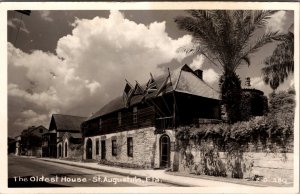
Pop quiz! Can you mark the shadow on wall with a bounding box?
[177,147,246,179]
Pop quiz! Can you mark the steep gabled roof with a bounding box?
[49,114,87,132]
[175,67,220,99]
[86,64,220,122]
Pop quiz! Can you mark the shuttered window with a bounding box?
[112,139,117,156]
[96,138,99,155]
[127,137,133,157]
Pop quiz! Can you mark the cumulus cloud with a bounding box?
[15,110,48,128]
[190,54,205,70]
[266,11,287,33]
[251,76,273,94]
[38,11,54,22]
[85,80,101,95]
[251,75,295,96]
[56,11,191,85]
[8,10,192,136]
[189,54,219,84]
[203,69,219,84]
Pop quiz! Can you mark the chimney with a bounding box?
[194,69,203,80]
[245,77,251,87]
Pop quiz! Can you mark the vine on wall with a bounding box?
[175,90,295,178]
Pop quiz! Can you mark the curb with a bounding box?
[37,158,196,187]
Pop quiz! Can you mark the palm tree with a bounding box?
[175,10,282,123]
[262,29,294,92]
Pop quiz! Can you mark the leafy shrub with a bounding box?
[176,90,295,178]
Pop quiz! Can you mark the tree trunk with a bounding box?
[219,71,242,123]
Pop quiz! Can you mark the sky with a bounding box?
[7,10,294,137]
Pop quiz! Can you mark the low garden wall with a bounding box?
[175,140,293,183]
[173,112,294,183]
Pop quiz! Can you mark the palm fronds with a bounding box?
[175,10,288,121]
[262,31,294,90]
[176,10,280,71]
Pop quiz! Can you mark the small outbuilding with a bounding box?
[42,114,86,158]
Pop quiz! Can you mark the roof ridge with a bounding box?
[86,64,220,121]
[184,64,220,94]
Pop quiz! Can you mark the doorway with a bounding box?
[58,144,62,157]
[160,135,170,168]
[86,138,93,159]
[64,142,68,158]
[101,140,106,160]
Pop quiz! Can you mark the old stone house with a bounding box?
[57,132,83,160]
[81,64,221,168]
[42,114,86,158]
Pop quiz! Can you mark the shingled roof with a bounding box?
[86,64,220,122]
[49,114,87,132]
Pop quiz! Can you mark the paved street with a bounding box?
[8,156,170,187]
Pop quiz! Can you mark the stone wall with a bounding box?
[176,139,294,183]
[62,138,82,160]
[83,127,176,169]
[67,144,83,160]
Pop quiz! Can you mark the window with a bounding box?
[39,128,43,133]
[133,107,137,123]
[99,118,102,130]
[112,139,117,156]
[118,112,122,126]
[96,139,99,155]
[64,142,68,158]
[127,137,133,157]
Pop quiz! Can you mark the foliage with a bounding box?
[240,90,268,121]
[198,146,227,177]
[262,31,294,91]
[219,72,242,123]
[69,143,83,151]
[269,89,295,114]
[175,10,283,123]
[175,90,295,178]
[21,134,42,149]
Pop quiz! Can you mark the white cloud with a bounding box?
[8,83,61,111]
[15,110,48,128]
[8,11,192,133]
[266,11,287,33]
[289,78,294,88]
[190,54,205,70]
[189,54,219,84]
[203,69,219,84]
[7,18,30,34]
[251,76,273,94]
[85,80,101,95]
[21,109,37,118]
[38,11,54,22]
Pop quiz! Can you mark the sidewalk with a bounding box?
[36,157,264,187]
